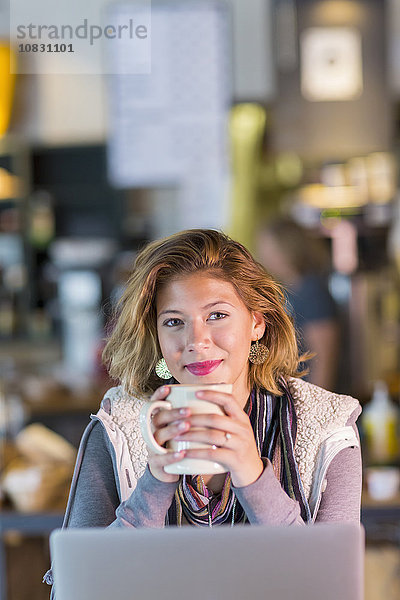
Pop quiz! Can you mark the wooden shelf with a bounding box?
[0,511,64,600]
[24,384,108,416]
[362,491,400,509]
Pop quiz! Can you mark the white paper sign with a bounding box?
[106,1,231,188]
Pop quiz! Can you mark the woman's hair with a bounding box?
[103,229,304,398]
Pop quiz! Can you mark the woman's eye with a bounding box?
[163,318,183,327]
[208,312,227,321]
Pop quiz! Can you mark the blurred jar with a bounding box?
[362,381,400,466]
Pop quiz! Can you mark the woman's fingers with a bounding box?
[152,406,190,429]
[146,387,264,488]
[148,449,186,483]
[152,389,248,447]
[181,446,233,471]
[182,445,264,488]
[150,449,186,468]
[154,419,190,446]
[175,427,235,448]
[182,412,240,434]
[148,386,192,445]
[150,385,171,401]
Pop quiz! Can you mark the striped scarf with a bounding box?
[167,382,311,526]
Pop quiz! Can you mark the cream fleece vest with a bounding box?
[99,378,360,502]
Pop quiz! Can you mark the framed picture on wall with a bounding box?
[300,27,363,101]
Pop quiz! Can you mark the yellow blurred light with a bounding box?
[275,153,303,187]
[366,152,397,204]
[230,103,267,139]
[0,42,16,138]
[0,167,20,199]
[298,183,367,209]
[312,1,364,24]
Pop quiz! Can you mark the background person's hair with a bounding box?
[102,229,305,398]
[258,217,331,277]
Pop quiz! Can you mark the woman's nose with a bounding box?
[186,322,210,352]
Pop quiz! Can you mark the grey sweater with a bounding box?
[66,410,362,529]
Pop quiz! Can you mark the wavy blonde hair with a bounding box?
[103,229,305,398]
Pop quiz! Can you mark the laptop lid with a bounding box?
[50,522,364,600]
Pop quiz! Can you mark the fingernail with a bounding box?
[179,408,189,415]
[174,451,185,458]
[196,391,205,398]
[178,421,188,430]
[161,386,169,393]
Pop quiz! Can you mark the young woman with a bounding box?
[44,229,361,589]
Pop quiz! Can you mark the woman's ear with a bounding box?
[252,311,266,340]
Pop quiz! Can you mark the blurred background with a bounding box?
[0,0,400,598]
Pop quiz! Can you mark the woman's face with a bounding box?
[156,273,265,405]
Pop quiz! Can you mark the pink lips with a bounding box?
[185,360,223,376]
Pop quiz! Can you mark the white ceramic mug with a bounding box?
[140,383,232,474]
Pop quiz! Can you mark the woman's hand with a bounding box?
[146,385,191,483]
[175,389,263,488]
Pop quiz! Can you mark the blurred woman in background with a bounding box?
[257,218,340,391]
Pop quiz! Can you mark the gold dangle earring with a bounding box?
[155,358,172,379]
[248,339,269,365]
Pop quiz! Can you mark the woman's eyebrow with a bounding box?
[158,301,234,317]
[158,309,183,317]
[202,301,234,310]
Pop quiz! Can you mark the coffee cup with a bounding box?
[140,383,232,474]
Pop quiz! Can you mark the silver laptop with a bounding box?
[50,523,364,600]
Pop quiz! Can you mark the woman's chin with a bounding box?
[183,374,227,385]
[174,365,229,385]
